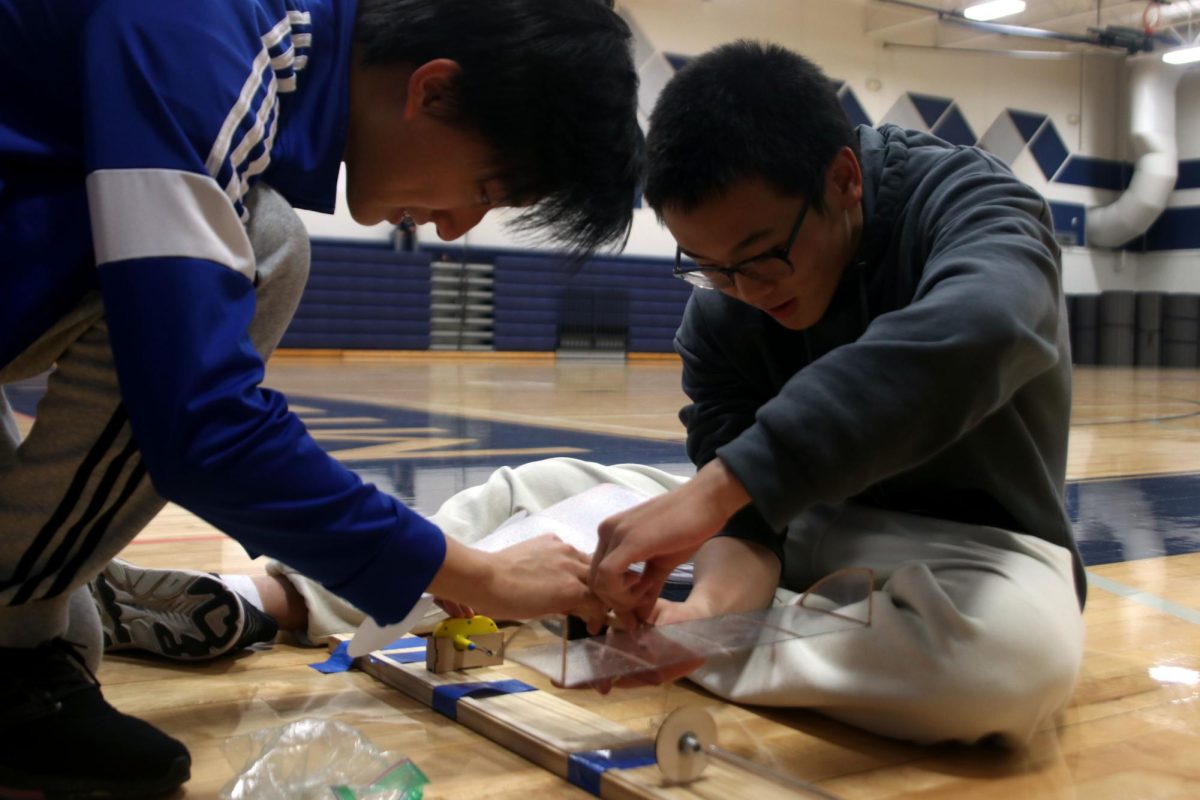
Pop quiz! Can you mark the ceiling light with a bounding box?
[1162,45,1200,65]
[963,0,1026,22]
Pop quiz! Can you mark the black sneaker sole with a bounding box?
[91,560,271,660]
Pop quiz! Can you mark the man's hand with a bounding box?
[644,596,715,627]
[581,599,715,694]
[588,458,750,618]
[585,535,779,695]
[433,597,475,619]
[429,535,605,629]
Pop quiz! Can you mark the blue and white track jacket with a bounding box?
[0,0,446,623]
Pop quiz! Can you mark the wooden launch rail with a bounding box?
[327,634,805,799]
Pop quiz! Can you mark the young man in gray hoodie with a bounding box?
[588,40,1086,745]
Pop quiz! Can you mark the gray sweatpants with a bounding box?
[276,456,1084,747]
[0,185,309,670]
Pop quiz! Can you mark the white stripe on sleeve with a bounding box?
[86,168,256,280]
[241,101,280,189]
[227,72,279,183]
[205,16,292,179]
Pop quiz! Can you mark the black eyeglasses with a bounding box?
[672,202,808,291]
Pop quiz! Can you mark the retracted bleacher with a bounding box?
[492,254,691,353]
[280,241,432,350]
[281,242,1200,364]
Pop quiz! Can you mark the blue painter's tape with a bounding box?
[381,633,429,666]
[430,679,537,720]
[310,641,354,674]
[567,744,658,796]
[311,637,427,673]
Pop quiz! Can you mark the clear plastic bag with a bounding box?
[220,718,428,800]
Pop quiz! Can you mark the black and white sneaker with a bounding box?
[91,559,278,661]
[0,639,191,799]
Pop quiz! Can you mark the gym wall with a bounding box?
[285,0,1200,357]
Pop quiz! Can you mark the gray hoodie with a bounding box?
[675,124,1084,607]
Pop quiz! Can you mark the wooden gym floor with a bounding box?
[6,356,1199,798]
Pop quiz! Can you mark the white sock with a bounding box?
[220,573,265,613]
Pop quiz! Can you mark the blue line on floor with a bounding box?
[1086,572,1200,624]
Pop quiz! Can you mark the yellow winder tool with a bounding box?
[426,615,505,673]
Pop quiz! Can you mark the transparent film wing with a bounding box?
[505,568,874,688]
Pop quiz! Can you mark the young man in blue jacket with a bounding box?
[0,0,641,795]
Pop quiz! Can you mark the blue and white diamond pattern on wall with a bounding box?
[1029,120,1072,180]
[834,82,873,128]
[978,109,1039,165]
[910,93,952,127]
[663,52,692,71]
[982,110,1128,191]
[880,91,928,132]
[880,93,977,146]
[931,105,977,147]
[649,50,1198,252]
[1056,156,1130,191]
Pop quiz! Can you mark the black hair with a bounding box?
[644,40,856,216]
[354,0,643,255]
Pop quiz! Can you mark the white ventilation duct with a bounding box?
[1086,56,1187,248]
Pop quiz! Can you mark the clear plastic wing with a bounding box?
[504,568,874,688]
